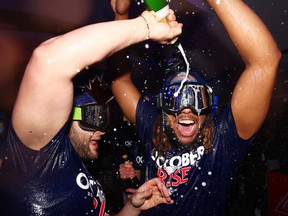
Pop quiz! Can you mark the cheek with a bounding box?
[166,115,177,126]
[74,131,91,146]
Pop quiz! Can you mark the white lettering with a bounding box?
[182,153,190,166]
[152,146,205,174]
[170,155,181,167]
[76,172,90,190]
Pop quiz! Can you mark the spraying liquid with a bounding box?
[174,43,190,97]
[143,0,190,96]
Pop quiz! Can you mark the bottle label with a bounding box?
[144,0,168,11]
[155,4,170,21]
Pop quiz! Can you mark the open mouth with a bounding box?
[176,117,197,136]
[89,140,98,150]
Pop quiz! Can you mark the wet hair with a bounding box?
[152,70,214,158]
[152,112,171,157]
[152,111,214,158]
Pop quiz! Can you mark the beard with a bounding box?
[69,124,97,160]
[164,119,201,151]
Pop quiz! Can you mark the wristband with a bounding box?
[140,15,150,40]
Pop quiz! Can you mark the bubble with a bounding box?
[202,182,207,187]
[145,43,150,49]
[208,171,212,175]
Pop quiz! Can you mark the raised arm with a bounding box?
[207,0,281,139]
[110,0,142,124]
[12,10,182,150]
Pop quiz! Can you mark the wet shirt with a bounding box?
[0,123,109,216]
[136,95,253,216]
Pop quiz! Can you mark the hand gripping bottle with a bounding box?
[144,0,178,44]
[144,0,189,89]
[144,0,170,22]
[121,154,140,192]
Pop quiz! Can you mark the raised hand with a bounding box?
[130,178,173,210]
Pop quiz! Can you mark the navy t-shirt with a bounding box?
[0,123,109,216]
[136,95,253,216]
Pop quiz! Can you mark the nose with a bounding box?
[95,131,105,135]
[91,131,105,138]
[180,108,193,114]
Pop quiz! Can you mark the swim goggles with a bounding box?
[157,82,214,115]
[72,103,110,132]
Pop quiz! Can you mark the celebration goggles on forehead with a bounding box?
[157,81,214,115]
[72,103,110,132]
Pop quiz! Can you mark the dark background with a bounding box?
[1,0,288,215]
[1,0,287,121]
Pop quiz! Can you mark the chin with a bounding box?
[176,132,197,144]
[179,138,195,146]
[80,151,98,160]
[88,152,98,160]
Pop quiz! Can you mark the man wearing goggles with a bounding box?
[69,90,110,160]
[0,5,181,215]
[157,77,214,116]
[154,71,214,151]
[72,101,110,132]
[111,0,281,215]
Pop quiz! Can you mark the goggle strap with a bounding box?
[156,93,163,108]
[206,85,214,107]
[72,107,82,121]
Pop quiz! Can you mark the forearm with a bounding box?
[206,0,281,138]
[38,17,149,79]
[111,73,140,124]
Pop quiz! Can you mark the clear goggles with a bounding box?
[157,82,214,115]
[72,103,110,132]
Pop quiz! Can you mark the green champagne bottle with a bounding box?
[121,154,140,193]
[143,0,169,21]
[143,0,178,44]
